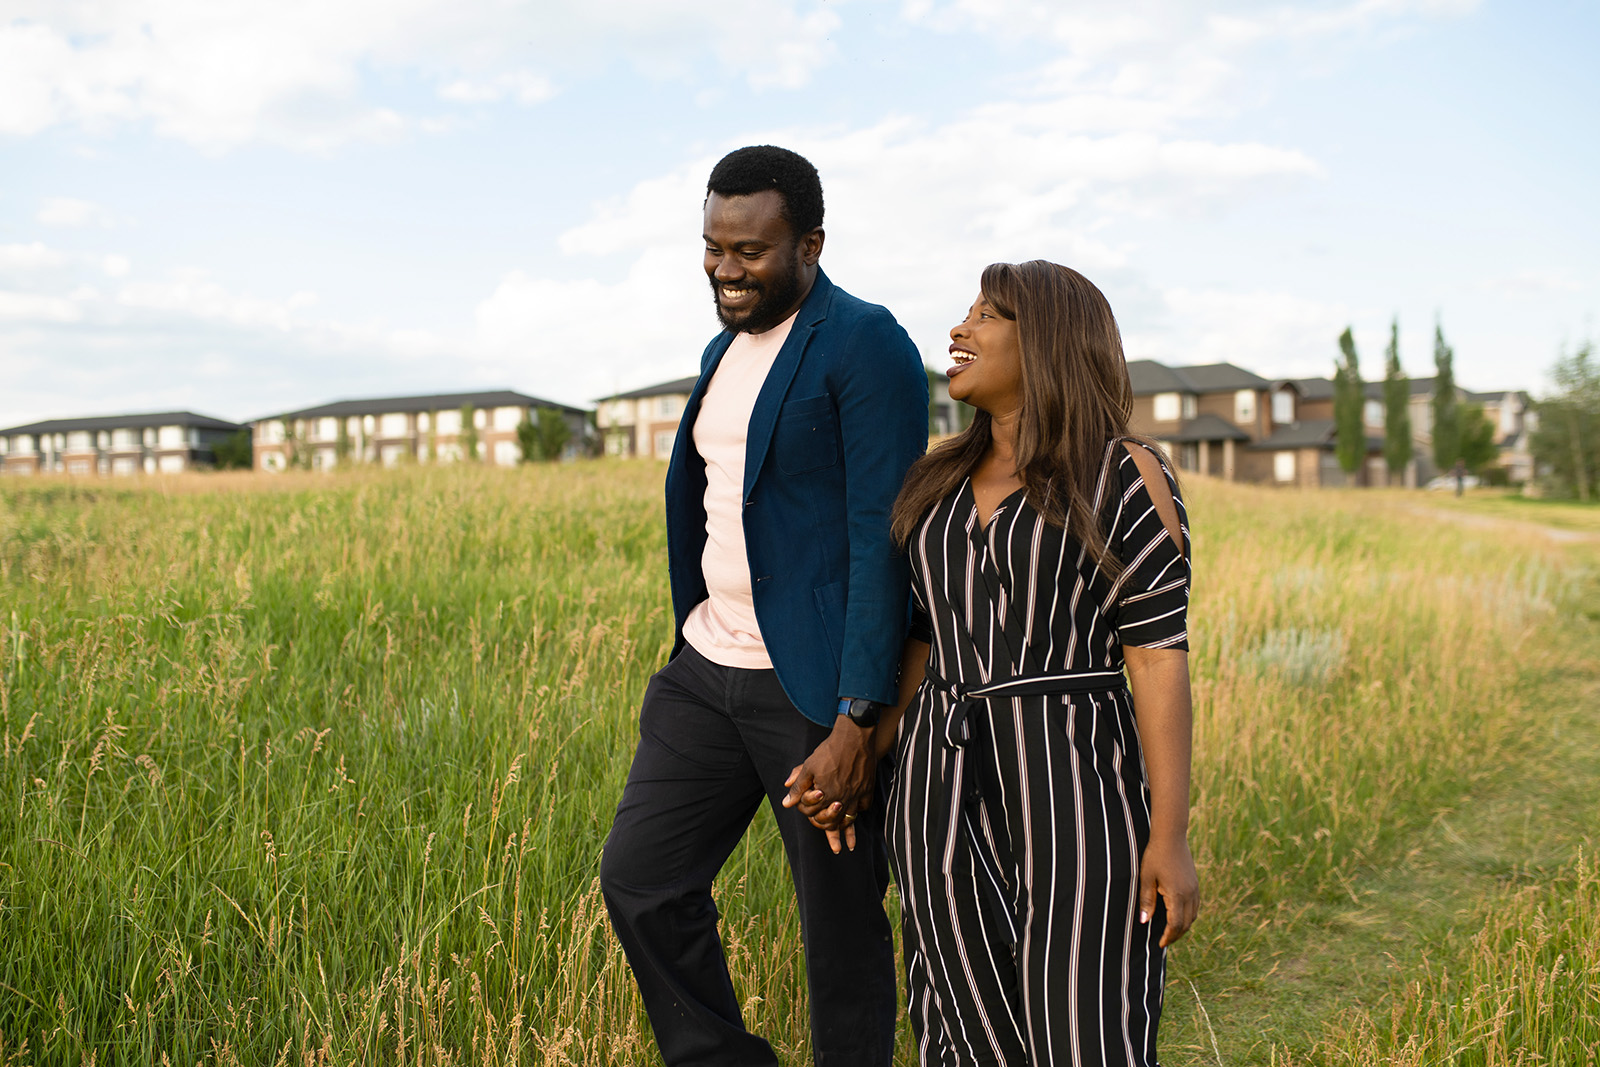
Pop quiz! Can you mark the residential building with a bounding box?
[0,411,245,476]
[1127,359,1533,488]
[595,376,698,459]
[252,390,590,472]
[1127,361,1275,482]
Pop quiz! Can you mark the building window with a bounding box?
[494,406,523,432]
[656,395,683,419]
[111,456,138,475]
[67,431,93,450]
[67,458,92,474]
[112,427,140,448]
[15,436,33,455]
[494,440,519,466]
[654,429,677,457]
[1272,389,1295,425]
[379,413,409,437]
[435,409,461,435]
[158,454,185,473]
[1364,399,1384,430]
[380,444,406,466]
[158,425,185,448]
[416,412,429,433]
[1273,452,1295,483]
[314,417,337,441]
[0,438,8,455]
[1153,393,1181,421]
[1234,390,1255,424]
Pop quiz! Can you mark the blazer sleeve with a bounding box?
[832,308,929,703]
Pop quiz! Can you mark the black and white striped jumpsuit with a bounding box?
[886,439,1191,1067]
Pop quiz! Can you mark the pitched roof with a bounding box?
[261,389,586,422]
[1290,377,1336,401]
[600,376,701,401]
[1127,360,1269,396]
[1157,414,1252,443]
[0,411,245,436]
[1176,363,1271,391]
[1126,360,1193,395]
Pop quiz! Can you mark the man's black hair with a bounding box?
[706,145,824,237]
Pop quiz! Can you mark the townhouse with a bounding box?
[0,412,246,476]
[252,390,590,472]
[595,377,698,459]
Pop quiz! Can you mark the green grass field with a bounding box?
[2,466,1595,1065]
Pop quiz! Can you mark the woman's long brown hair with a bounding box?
[890,260,1141,575]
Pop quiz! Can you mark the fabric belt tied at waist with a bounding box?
[923,662,1127,946]
[925,664,1127,751]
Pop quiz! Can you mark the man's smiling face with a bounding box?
[702,189,822,335]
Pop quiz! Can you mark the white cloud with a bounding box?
[0,242,72,270]
[0,0,840,150]
[438,71,555,105]
[0,290,84,323]
[38,197,113,227]
[116,269,318,332]
[1138,287,1351,379]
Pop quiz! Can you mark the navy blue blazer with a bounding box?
[664,270,929,725]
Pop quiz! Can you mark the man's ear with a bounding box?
[801,227,825,265]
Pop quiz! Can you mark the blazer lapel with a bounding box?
[743,270,835,497]
[669,331,736,474]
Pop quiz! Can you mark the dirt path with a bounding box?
[1401,503,1600,544]
[1162,547,1600,1065]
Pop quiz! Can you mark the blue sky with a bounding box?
[2,0,1595,427]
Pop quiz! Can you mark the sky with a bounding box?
[2,0,1596,428]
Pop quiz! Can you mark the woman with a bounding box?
[806,260,1199,1065]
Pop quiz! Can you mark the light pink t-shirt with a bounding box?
[681,310,799,669]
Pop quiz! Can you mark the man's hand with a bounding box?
[782,715,877,853]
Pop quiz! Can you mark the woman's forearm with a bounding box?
[1122,645,1194,843]
[874,638,931,761]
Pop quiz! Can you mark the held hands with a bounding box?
[782,716,876,855]
[1138,834,1200,948]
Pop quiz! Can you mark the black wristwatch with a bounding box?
[838,697,883,728]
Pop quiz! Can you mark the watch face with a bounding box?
[846,699,881,727]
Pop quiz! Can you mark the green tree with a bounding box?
[1531,341,1600,501]
[1333,327,1365,477]
[1382,318,1412,476]
[459,404,479,463]
[335,419,351,464]
[286,420,312,470]
[516,412,538,463]
[1458,404,1498,474]
[535,407,571,461]
[212,428,253,470]
[1431,323,1461,472]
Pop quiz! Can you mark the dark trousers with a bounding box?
[600,645,898,1067]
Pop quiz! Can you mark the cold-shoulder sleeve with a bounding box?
[1107,443,1191,650]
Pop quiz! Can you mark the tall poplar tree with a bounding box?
[1334,327,1365,477]
[1431,322,1461,471]
[1382,317,1412,476]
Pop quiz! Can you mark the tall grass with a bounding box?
[0,466,1581,1064]
[1285,848,1600,1065]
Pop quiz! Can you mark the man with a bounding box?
[599,145,927,1066]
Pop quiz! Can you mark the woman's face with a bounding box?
[946,291,1022,416]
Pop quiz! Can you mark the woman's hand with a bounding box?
[1138,834,1199,947]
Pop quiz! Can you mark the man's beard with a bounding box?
[711,257,807,335]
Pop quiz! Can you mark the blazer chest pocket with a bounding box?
[775,394,839,475]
